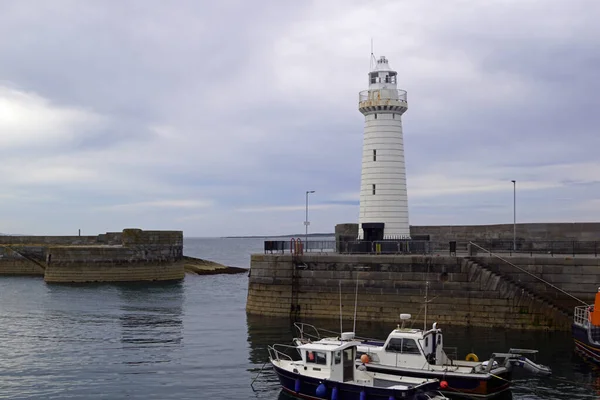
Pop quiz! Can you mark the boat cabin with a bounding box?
[373,322,447,368]
[296,340,358,382]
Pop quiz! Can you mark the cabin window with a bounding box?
[386,338,421,355]
[385,338,403,353]
[344,348,354,362]
[333,351,341,365]
[372,184,376,195]
[373,149,377,162]
[402,339,421,355]
[307,351,327,365]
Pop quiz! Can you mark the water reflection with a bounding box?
[116,282,184,367]
[246,314,295,364]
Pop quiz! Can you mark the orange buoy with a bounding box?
[360,354,370,363]
[440,381,449,389]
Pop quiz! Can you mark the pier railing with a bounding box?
[263,239,600,257]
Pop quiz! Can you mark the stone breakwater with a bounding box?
[246,253,600,331]
[0,229,184,283]
[183,256,247,275]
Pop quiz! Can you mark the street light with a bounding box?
[511,180,516,251]
[305,190,315,247]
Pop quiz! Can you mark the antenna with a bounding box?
[369,38,376,71]
[339,281,343,337]
[353,271,359,333]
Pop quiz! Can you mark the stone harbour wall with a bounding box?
[0,229,184,283]
[245,253,598,331]
[334,222,600,242]
[410,222,600,242]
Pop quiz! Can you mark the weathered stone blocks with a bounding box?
[246,253,580,331]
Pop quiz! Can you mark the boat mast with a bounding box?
[339,281,343,336]
[424,281,429,331]
[353,272,359,333]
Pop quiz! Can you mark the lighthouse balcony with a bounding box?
[359,89,407,114]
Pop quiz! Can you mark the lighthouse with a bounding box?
[358,55,410,241]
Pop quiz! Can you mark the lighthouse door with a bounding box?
[362,223,384,242]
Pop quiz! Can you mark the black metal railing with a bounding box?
[263,239,600,257]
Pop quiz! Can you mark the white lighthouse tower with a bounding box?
[358,55,410,241]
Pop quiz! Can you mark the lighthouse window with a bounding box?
[373,149,376,161]
[372,184,376,195]
[392,114,395,119]
[374,113,377,119]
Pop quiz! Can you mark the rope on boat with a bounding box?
[489,372,511,383]
[468,242,588,306]
[250,360,269,391]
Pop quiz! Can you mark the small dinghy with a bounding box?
[269,333,449,400]
[573,287,600,363]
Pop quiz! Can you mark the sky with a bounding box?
[0,0,599,237]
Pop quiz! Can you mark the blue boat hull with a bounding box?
[273,364,441,400]
[573,324,600,363]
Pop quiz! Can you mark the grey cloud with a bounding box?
[0,0,598,236]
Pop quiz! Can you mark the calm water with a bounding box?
[0,237,597,399]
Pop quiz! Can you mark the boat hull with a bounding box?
[573,324,600,363]
[362,364,511,398]
[272,364,441,400]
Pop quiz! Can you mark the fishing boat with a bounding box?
[269,334,449,400]
[573,287,600,362]
[294,314,551,398]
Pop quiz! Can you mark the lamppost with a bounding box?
[511,180,516,251]
[305,190,315,247]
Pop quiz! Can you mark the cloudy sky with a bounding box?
[0,0,598,237]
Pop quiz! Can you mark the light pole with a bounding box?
[511,180,516,251]
[305,190,315,247]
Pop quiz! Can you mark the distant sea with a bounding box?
[0,237,597,399]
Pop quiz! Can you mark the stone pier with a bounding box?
[0,229,184,283]
[246,253,600,331]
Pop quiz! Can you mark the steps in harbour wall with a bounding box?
[246,254,575,330]
[469,256,599,312]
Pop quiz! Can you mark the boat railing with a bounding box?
[268,344,300,362]
[293,322,383,343]
[574,305,591,328]
[294,322,323,341]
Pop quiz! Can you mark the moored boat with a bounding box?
[294,314,551,398]
[269,334,449,400]
[573,287,600,363]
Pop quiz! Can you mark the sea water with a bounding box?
[0,237,597,399]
